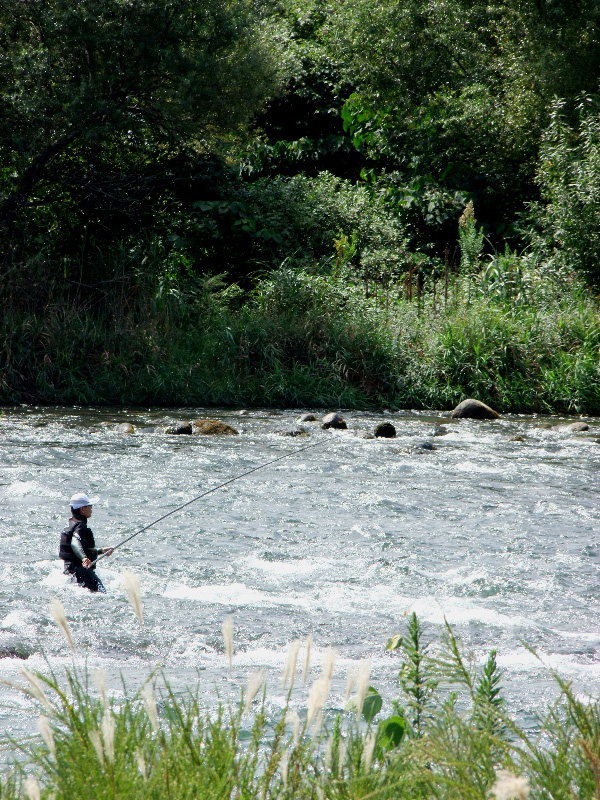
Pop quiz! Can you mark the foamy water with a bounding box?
[1,406,599,738]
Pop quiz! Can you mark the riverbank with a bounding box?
[2,267,599,413]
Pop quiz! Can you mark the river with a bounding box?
[1,406,599,741]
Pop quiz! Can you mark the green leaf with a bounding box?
[377,714,406,751]
[362,687,383,723]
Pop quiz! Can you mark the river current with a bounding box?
[1,406,599,740]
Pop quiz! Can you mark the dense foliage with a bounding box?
[1,0,600,409]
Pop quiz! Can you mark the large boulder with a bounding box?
[192,419,238,436]
[450,399,500,420]
[321,412,347,430]
[374,422,396,438]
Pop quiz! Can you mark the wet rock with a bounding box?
[450,399,500,420]
[165,422,192,435]
[321,412,347,430]
[556,422,590,433]
[238,410,249,416]
[192,419,238,436]
[433,426,449,437]
[0,644,30,660]
[510,435,526,442]
[374,422,396,438]
[276,426,309,437]
[297,413,317,423]
[116,422,135,434]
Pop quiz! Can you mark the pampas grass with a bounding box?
[121,570,144,624]
[222,615,234,672]
[49,598,75,652]
[37,716,55,761]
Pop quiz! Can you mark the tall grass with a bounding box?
[1,264,599,413]
[3,612,600,799]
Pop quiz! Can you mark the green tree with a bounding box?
[0,0,280,291]
[325,0,600,247]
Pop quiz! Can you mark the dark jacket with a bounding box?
[59,513,99,566]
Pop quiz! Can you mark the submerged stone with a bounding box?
[433,426,449,436]
[276,426,309,437]
[556,422,590,433]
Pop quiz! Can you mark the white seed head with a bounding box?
[491,770,530,800]
[21,669,53,714]
[362,730,376,772]
[244,670,266,714]
[287,709,301,748]
[282,639,302,691]
[89,729,104,764]
[37,715,56,761]
[49,598,75,652]
[24,777,40,800]
[306,675,329,728]
[279,749,289,787]
[344,665,358,705]
[320,646,336,684]
[101,711,115,764]
[121,570,144,624]
[92,668,108,709]
[302,633,313,686]
[355,660,372,719]
[222,616,234,672]
[141,682,159,733]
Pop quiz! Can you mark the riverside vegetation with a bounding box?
[1,600,599,800]
[2,1,600,413]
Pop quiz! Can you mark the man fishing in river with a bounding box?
[59,493,114,593]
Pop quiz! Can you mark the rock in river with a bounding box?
[165,422,192,435]
[374,422,396,438]
[450,399,500,420]
[192,419,238,435]
[297,413,317,423]
[321,412,347,430]
[555,422,590,433]
[276,426,309,437]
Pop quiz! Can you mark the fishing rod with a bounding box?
[91,439,327,567]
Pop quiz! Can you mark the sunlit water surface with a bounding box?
[1,406,599,741]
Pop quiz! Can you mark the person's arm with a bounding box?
[70,535,87,562]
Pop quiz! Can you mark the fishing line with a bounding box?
[91,439,328,566]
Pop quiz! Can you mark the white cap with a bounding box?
[69,492,98,509]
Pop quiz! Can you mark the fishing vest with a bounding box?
[59,519,98,565]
